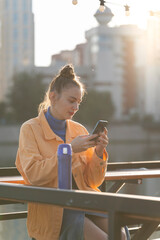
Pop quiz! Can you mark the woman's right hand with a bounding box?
[71,134,98,153]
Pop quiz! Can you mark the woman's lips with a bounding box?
[69,112,74,116]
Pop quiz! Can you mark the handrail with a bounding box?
[1,160,160,176]
[107,160,160,171]
[0,163,160,239]
[0,211,27,220]
[0,183,160,239]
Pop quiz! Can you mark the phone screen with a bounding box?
[91,120,108,140]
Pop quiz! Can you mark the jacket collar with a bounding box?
[66,119,77,143]
[38,110,77,141]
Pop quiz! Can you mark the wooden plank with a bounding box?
[0,176,25,184]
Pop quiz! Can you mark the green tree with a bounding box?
[0,102,7,124]
[0,102,6,118]
[8,72,46,123]
[74,90,115,127]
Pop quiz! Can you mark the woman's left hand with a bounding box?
[95,128,109,157]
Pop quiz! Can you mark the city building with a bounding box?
[34,7,160,122]
[0,0,34,101]
[84,8,145,120]
[144,12,160,121]
[49,7,145,121]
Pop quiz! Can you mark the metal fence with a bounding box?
[0,162,160,239]
[0,182,160,239]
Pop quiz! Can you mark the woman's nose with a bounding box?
[73,102,79,111]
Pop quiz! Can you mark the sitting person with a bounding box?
[16,64,127,240]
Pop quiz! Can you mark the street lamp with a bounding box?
[72,0,78,5]
[99,0,106,12]
[124,4,130,16]
[72,0,130,16]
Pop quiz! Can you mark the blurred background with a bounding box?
[0,0,160,239]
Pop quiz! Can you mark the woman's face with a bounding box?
[49,86,82,120]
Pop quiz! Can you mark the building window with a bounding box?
[99,35,107,42]
[5,0,9,9]
[23,28,28,39]
[13,28,18,39]
[23,0,27,10]
[23,40,28,50]
[13,57,18,66]
[23,13,28,25]
[13,46,18,66]
[13,0,18,10]
[13,13,18,24]
[13,43,18,54]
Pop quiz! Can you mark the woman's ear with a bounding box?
[49,91,56,105]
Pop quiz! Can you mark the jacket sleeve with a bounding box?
[83,147,108,189]
[77,125,108,189]
[16,123,58,187]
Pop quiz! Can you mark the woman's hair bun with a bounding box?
[59,64,75,79]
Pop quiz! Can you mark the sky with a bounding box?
[32,0,160,67]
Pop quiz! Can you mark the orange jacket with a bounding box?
[16,110,108,240]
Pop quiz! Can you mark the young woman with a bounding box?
[16,64,126,240]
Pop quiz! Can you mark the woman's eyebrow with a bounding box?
[69,96,77,100]
[69,96,82,102]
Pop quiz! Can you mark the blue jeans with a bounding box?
[32,219,130,240]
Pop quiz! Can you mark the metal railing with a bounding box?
[1,160,160,177]
[107,160,160,171]
[0,182,160,239]
[0,161,160,239]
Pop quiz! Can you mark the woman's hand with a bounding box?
[95,128,109,157]
[71,134,98,153]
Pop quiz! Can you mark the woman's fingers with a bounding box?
[87,134,98,141]
[71,134,98,153]
[96,131,109,147]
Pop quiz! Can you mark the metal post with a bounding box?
[58,144,72,189]
[108,211,121,240]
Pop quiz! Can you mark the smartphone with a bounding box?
[91,120,108,141]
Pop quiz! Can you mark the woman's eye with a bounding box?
[69,100,74,103]
[68,99,81,105]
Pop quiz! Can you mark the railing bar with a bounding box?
[107,161,160,171]
[0,183,160,219]
[1,160,160,175]
[0,183,160,239]
[0,211,27,221]
[0,200,24,205]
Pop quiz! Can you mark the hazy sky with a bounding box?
[32,0,160,66]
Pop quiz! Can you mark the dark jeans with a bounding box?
[32,225,130,240]
[32,228,130,240]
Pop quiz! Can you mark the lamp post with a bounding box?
[72,0,130,16]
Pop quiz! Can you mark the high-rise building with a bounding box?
[85,7,144,120]
[46,7,146,121]
[145,12,160,121]
[0,0,34,101]
[41,7,160,122]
